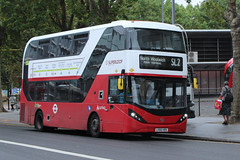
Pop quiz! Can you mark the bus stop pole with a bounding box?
[198,88,201,116]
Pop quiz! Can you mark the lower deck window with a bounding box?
[27,79,83,102]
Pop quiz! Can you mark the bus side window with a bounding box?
[108,76,123,104]
[48,81,56,101]
[69,80,83,102]
[111,26,125,51]
[73,33,88,55]
[25,41,38,60]
[35,82,48,102]
[55,81,70,102]
[38,39,50,59]
[49,37,59,58]
[59,36,72,56]
[28,82,35,101]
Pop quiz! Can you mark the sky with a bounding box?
[175,0,204,7]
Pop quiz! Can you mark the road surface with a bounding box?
[0,123,239,160]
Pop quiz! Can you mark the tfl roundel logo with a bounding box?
[53,104,58,114]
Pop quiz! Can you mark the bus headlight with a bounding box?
[128,109,147,123]
[177,114,188,123]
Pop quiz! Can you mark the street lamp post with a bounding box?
[161,0,164,23]
[172,0,175,24]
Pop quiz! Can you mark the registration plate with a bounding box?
[155,128,168,132]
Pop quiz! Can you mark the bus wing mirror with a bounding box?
[193,78,198,89]
[118,78,124,90]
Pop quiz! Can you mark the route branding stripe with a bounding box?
[0,139,112,160]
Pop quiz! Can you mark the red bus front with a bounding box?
[224,58,233,88]
[102,75,187,134]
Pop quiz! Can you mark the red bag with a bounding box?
[214,96,222,111]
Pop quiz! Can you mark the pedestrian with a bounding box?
[9,96,17,111]
[15,103,19,111]
[219,81,233,125]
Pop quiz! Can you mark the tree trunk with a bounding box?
[230,29,240,122]
[228,0,240,123]
[0,53,6,112]
[0,26,6,112]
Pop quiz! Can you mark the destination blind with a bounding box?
[139,55,183,71]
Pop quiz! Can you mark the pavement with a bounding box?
[1,99,240,143]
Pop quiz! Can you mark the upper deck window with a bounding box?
[24,32,89,61]
[126,28,185,53]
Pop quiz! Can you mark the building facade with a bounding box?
[186,30,232,95]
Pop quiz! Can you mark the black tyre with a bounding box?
[88,114,101,137]
[34,111,46,132]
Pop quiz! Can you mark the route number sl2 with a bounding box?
[171,58,181,67]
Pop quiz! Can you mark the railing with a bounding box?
[194,88,221,95]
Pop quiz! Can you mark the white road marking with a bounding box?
[0,139,112,160]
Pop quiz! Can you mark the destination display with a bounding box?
[139,55,183,71]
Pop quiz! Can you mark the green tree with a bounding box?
[200,0,229,29]
[0,0,51,112]
[174,3,207,29]
[118,0,162,21]
[0,0,130,112]
[87,0,127,25]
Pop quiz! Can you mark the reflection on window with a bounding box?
[29,82,48,101]
[24,33,89,61]
[28,83,35,101]
[73,34,88,55]
[176,83,184,106]
[111,27,126,51]
[108,77,124,104]
[27,80,86,102]
[134,77,185,109]
[25,41,38,60]
[69,80,82,102]
[56,81,69,102]
[38,40,50,59]
[49,37,59,57]
[165,82,184,108]
[59,36,72,56]
[165,83,173,107]
[49,81,56,101]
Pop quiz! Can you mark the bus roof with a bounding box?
[27,20,182,42]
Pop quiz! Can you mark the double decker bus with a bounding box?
[224,58,233,88]
[20,20,188,137]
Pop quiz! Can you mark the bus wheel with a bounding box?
[88,114,100,137]
[34,111,45,132]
